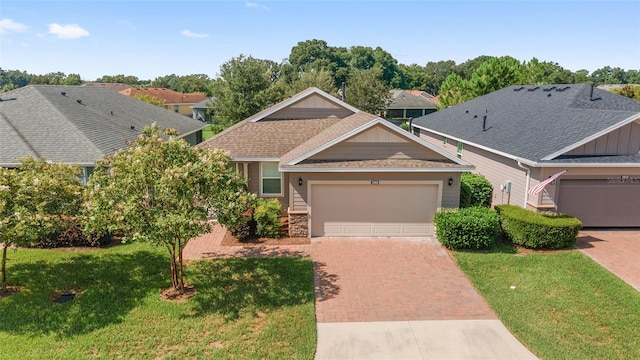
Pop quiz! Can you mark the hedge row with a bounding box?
[495,205,582,249]
[459,172,492,208]
[434,206,500,249]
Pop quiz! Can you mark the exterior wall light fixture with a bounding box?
[448,177,454,186]
[298,177,303,186]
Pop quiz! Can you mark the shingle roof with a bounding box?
[119,87,207,104]
[0,85,207,166]
[411,84,640,162]
[280,112,379,165]
[389,90,438,109]
[198,118,341,158]
[200,87,470,171]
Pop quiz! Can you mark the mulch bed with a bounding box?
[221,231,310,246]
[160,285,197,302]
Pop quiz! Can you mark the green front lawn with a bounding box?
[453,243,640,359]
[0,243,316,359]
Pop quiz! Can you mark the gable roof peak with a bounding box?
[247,87,359,123]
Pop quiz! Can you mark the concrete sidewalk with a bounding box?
[316,320,538,360]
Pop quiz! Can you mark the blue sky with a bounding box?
[1,0,639,81]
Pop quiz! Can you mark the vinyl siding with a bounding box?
[266,94,354,119]
[419,132,531,207]
[289,172,460,212]
[565,120,640,156]
[309,124,447,161]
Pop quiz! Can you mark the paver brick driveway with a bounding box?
[577,229,640,291]
[311,237,496,323]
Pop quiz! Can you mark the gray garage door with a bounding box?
[558,179,640,227]
[310,183,439,237]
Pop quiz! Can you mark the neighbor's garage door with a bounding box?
[310,183,439,237]
[558,179,640,227]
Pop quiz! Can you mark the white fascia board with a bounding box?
[248,87,360,123]
[411,123,538,167]
[279,166,476,173]
[541,113,640,160]
[533,162,640,168]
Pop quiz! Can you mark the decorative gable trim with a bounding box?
[542,113,640,160]
[286,117,471,166]
[247,87,359,122]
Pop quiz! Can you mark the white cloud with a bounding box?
[180,29,208,38]
[48,23,89,39]
[0,18,28,34]
[246,2,269,10]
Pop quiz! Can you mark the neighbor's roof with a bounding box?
[411,84,640,163]
[191,97,215,109]
[388,90,438,110]
[0,85,207,166]
[119,87,207,104]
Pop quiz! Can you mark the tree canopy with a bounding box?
[1,158,83,294]
[84,124,247,292]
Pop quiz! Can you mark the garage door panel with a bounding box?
[311,183,439,237]
[558,180,640,227]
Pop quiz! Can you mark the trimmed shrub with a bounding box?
[35,216,109,248]
[460,172,493,208]
[434,206,500,250]
[254,198,282,238]
[495,205,582,249]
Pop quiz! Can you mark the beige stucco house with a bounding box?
[198,87,473,237]
[412,84,640,227]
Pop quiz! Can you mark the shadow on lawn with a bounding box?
[187,257,314,320]
[0,249,167,337]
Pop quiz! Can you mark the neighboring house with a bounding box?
[118,87,207,117]
[386,90,438,119]
[198,87,473,237]
[0,85,207,183]
[411,84,640,227]
[191,97,215,122]
[83,82,133,92]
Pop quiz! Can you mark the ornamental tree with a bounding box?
[84,124,247,292]
[0,158,83,295]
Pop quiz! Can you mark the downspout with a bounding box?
[517,161,531,208]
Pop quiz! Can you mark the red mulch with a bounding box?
[221,231,310,246]
[160,285,197,302]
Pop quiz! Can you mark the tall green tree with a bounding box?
[422,60,457,95]
[438,73,471,108]
[1,158,83,295]
[276,69,338,97]
[209,55,283,125]
[84,125,247,293]
[344,68,391,115]
[455,55,495,79]
[469,56,522,97]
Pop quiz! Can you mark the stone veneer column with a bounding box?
[288,209,308,238]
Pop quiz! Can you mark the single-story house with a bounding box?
[0,85,207,182]
[386,90,438,120]
[191,97,215,122]
[118,87,207,117]
[198,87,473,237]
[411,84,640,227]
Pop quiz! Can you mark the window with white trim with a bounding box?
[457,141,463,158]
[260,162,282,196]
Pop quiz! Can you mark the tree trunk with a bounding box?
[178,239,184,291]
[1,244,7,295]
[168,247,178,291]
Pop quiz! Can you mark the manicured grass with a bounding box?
[0,243,316,359]
[453,243,640,359]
